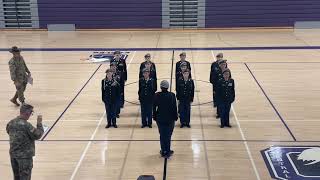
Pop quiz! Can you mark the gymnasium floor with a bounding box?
[0,29,320,180]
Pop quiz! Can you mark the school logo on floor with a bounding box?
[261,146,320,179]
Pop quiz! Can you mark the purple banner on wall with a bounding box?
[205,0,320,28]
[38,0,162,29]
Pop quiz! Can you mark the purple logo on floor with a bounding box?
[261,146,320,179]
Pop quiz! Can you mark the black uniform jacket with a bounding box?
[215,78,235,105]
[153,91,178,124]
[176,78,194,103]
[138,78,157,103]
[101,78,121,104]
[175,60,191,74]
[111,58,127,81]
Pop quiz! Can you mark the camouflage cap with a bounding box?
[9,46,21,53]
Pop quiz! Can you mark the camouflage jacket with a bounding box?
[8,56,30,83]
[6,117,44,158]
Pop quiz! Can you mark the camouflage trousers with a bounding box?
[13,82,27,103]
[10,157,33,180]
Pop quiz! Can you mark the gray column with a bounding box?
[0,1,5,28]
[162,0,170,28]
[30,0,39,28]
[198,0,205,28]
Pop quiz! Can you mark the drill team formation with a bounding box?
[6,47,235,179]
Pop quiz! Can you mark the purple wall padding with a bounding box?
[38,0,162,29]
[205,0,320,28]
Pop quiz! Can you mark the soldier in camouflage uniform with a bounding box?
[6,104,44,180]
[8,46,31,106]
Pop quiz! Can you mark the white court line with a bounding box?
[240,119,320,122]
[69,51,136,180]
[69,112,105,180]
[210,50,261,180]
[19,119,319,123]
[231,106,261,180]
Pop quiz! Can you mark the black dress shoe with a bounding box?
[105,124,111,128]
[226,125,232,128]
[116,115,120,118]
[180,124,184,128]
[113,124,118,128]
[220,125,224,128]
[148,125,152,128]
[141,125,146,128]
[10,99,20,106]
[216,115,220,119]
[160,151,167,157]
[186,124,191,128]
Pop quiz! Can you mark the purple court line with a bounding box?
[2,139,320,142]
[1,46,320,51]
[40,64,102,140]
[2,62,320,66]
[244,63,297,141]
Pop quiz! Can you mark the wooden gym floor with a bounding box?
[0,29,320,180]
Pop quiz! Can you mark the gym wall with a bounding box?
[0,0,320,29]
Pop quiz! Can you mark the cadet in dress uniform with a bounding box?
[8,46,31,106]
[110,62,125,118]
[175,52,191,76]
[210,57,228,118]
[139,53,157,75]
[138,68,157,128]
[210,53,224,108]
[110,50,127,108]
[176,69,194,128]
[153,80,178,158]
[175,62,191,90]
[139,60,157,88]
[6,104,44,180]
[215,69,235,128]
[102,69,121,128]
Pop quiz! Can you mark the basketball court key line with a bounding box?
[41,64,102,140]
[244,63,297,141]
[69,51,136,180]
[211,50,261,180]
[191,49,213,180]
[2,46,320,51]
